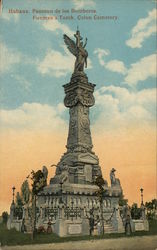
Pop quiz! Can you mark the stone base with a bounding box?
[7,217,22,231]
[54,219,89,237]
[50,151,102,185]
[43,181,122,198]
[36,212,125,237]
[132,219,149,231]
[36,182,124,237]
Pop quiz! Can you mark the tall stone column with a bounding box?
[51,73,101,185]
[64,74,95,153]
[50,30,102,185]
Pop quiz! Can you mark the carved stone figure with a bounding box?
[63,28,88,73]
[110,168,120,186]
[51,162,69,184]
[42,166,48,183]
[59,163,69,183]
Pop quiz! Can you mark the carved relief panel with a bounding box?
[67,104,93,152]
[64,87,95,108]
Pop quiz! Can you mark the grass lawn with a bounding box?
[0,220,157,246]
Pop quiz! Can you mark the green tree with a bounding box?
[2,211,8,224]
[30,170,46,195]
[95,175,105,235]
[21,180,31,204]
[28,169,46,239]
[145,199,157,220]
[131,203,141,219]
[15,192,23,207]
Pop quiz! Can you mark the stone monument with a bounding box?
[35,29,124,236]
[51,28,101,187]
[8,29,125,236]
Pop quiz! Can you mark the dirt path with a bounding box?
[2,235,157,250]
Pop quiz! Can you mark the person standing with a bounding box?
[125,214,132,236]
[89,214,95,236]
[96,215,101,235]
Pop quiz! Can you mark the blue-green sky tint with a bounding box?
[0,0,156,128]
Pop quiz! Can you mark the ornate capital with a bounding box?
[64,88,95,108]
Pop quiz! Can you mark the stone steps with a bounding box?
[103,223,115,233]
[93,223,115,235]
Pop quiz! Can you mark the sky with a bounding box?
[0,0,156,214]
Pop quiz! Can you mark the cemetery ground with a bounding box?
[1,236,157,250]
[0,220,157,248]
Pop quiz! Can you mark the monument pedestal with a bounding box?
[37,180,123,236]
[54,219,88,237]
[111,206,125,233]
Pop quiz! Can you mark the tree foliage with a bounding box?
[30,170,46,195]
[145,199,157,220]
[26,169,47,239]
[95,175,105,202]
[95,175,105,189]
[2,211,8,224]
[21,180,31,204]
[131,203,141,219]
[15,192,23,207]
[94,175,106,235]
[145,199,157,210]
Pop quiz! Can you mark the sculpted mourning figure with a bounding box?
[63,28,88,73]
[42,166,48,185]
[110,168,120,186]
[52,162,69,184]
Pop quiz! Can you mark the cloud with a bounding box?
[38,45,92,77]
[0,42,21,73]
[0,42,37,75]
[1,12,19,22]
[124,54,156,85]
[38,49,75,77]
[105,60,127,75]
[13,74,31,91]
[56,103,66,114]
[126,8,156,48]
[93,86,156,132]
[43,20,74,37]
[0,40,91,79]
[94,48,156,85]
[94,48,110,66]
[0,103,67,131]
[94,48,127,75]
[73,0,95,8]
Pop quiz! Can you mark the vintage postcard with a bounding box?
[0,0,156,249]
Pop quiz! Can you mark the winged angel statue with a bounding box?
[63,29,88,73]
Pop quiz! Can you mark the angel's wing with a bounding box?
[63,34,77,57]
